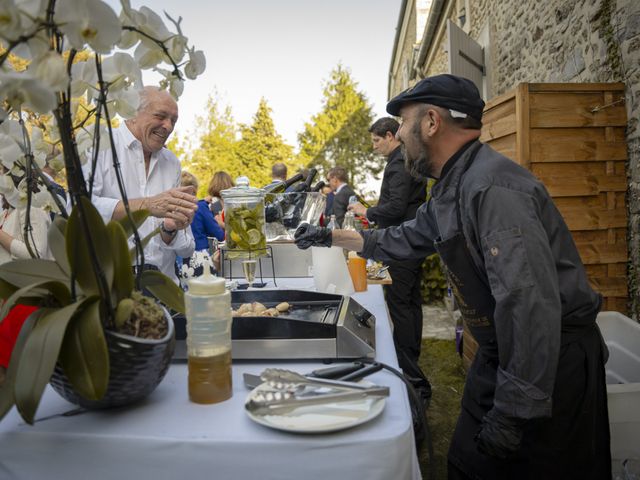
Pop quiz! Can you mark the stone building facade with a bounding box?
[389,0,640,317]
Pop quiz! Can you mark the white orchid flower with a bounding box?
[166,34,187,64]
[11,32,50,60]
[136,6,171,44]
[108,87,140,119]
[29,51,69,92]
[54,0,121,53]
[0,173,20,208]
[70,60,98,97]
[102,53,142,92]
[184,49,206,80]
[0,133,23,170]
[0,71,57,113]
[0,0,24,41]
[133,42,166,70]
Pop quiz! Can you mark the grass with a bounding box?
[417,338,466,480]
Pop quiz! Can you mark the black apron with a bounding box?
[433,145,611,480]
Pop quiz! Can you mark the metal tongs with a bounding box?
[245,368,389,416]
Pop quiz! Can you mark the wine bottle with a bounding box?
[288,168,318,193]
[262,172,304,194]
[348,193,371,209]
[311,180,326,192]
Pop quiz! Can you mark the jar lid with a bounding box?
[220,176,265,201]
[188,274,226,295]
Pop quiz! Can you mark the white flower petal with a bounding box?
[30,51,69,92]
[55,0,121,53]
[0,72,57,113]
[184,50,206,80]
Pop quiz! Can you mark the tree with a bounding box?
[297,64,380,188]
[182,95,239,197]
[236,98,295,187]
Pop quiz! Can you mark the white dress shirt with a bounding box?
[84,124,194,282]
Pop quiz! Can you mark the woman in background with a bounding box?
[207,171,234,229]
[179,171,224,280]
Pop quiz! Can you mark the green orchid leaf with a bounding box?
[107,221,134,302]
[0,259,69,288]
[14,300,92,424]
[140,270,186,314]
[58,298,109,401]
[47,217,71,276]
[118,210,150,239]
[0,280,71,321]
[129,226,161,261]
[0,310,41,422]
[66,198,114,297]
[0,278,18,300]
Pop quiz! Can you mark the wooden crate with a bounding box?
[465,83,629,366]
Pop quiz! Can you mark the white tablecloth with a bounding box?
[0,281,421,480]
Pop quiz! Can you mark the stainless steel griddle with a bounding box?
[173,289,375,360]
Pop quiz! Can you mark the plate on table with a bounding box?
[244,382,386,434]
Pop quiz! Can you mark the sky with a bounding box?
[107,0,401,150]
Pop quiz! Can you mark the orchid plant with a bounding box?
[0,0,206,423]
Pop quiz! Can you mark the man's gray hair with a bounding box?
[137,86,165,112]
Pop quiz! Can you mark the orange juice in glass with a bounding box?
[347,251,368,292]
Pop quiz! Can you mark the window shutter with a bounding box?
[447,19,484,94]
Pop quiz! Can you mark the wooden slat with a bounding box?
[530,140,628,162]
[605,297,629,314]
[516,84,531,169]
[575,242,628,264]
[527,83,626,92]
[482,96,515,125]
[483,89,516,110]
[608,263,628,276]
[572,228,627,245]
[556,205,627,230]
[589,276,628,297]
[531,161,626,177]
[481,114,516,141]
[530,92,627,128]
[530,127,626,143]
[483,133,516,160]
[585,264,608,277]
[555,192,625,209]
[535,173,627,197]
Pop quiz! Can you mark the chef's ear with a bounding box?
[422,108,439,135]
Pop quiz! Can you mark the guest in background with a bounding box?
[326,166,355,227]
[270,162,287,184]
[207,171,234,229]
[322,183,334,218]
[179,171,224,280]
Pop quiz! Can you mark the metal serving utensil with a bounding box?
[259,368,371,391]
[246,386,390,416]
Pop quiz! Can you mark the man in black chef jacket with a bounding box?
[349,117,430,406]
[294,74,611,480]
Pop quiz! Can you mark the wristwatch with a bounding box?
[161,221,177,237]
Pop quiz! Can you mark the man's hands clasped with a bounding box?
[294,224,332,249]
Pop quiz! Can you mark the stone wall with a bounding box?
[413,0,640,317]
[389,1,419,98]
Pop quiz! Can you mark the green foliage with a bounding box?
[181,94,240,197]
[181,95,297,196]
[421,254,447,304]
[236,98,296,187]
[0,200,184,424]
[297,64,381,188]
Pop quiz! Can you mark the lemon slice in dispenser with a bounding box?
[247,228,262,247]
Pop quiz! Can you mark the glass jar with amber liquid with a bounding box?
[185,269,233,404]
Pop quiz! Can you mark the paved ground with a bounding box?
[421,303,460,340]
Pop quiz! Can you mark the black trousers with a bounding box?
[384,260,426,381]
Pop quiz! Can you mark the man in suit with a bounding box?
[350,117,430,405]
[326,166,355,227]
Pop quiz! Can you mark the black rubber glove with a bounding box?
[475,408,525,459]
[294,224,332,249]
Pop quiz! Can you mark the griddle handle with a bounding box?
[355,310,373,328]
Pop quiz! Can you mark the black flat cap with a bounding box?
[386,74,485,121]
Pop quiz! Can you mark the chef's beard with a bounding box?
[402,122,434,181]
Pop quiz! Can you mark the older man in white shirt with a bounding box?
[85,86,197,282]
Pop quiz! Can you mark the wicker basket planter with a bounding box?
[49,311,175,409]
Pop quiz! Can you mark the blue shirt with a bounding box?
[190,199,224,250]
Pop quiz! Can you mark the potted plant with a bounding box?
[0,0,206,423]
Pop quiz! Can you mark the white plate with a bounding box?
[245,382,386,434]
